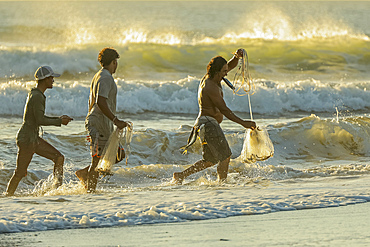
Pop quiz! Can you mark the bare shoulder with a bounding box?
[202,78,220,93]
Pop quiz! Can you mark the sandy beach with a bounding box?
[1,202,369,247]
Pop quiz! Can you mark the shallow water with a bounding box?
[0,1,369,234]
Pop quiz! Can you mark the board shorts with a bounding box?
[86,123,125,163]
[86,124,109,158]
[183,116,232,164]
[200,116,232,163]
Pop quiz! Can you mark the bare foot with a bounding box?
[75,167,89,188]
[217,177,227,184]
[172,172,183,185]
[52,178,62,190]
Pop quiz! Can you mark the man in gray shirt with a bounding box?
[76,47,127,192]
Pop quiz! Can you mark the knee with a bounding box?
[54,154,64,165]
[225,155,231,161]
[221,156,231,164]
[201,159,216,169]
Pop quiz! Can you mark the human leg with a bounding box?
[217,156,231,182]
[202,119,232,182]
[75,166,90,188]
[173,159,215,184]
[86,156,100,192]
[81,125,108,192]
[35,138,64,188]
[173,117,232,185]
[6,143,35,196]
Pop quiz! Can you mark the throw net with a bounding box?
[232,50,274,163]
[96,122,133,175]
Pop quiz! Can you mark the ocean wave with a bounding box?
[269,115,370,167]
[103,114,370,168]
[2,1,370,82]
[1,37,370,81]
[120,114,370,168]
[2,2,369,47]
[1,112,368,168]
[5,114,370,171]
[0,77,369,117]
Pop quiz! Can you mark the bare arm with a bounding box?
[208,86,255,129]
[227,48,243,72]
[97,96,127,129]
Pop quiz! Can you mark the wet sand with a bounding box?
[1,202,369,247]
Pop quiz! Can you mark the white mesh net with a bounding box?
[231,49,274,163]
[96,122,133,175]
[241,128,274,163]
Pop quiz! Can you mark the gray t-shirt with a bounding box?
[85,68,117,139]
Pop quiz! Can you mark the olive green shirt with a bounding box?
[16,88,62,144]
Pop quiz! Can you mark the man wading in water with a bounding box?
[6,66,73,196]
[173,49,256,184]
[75,47,127,193]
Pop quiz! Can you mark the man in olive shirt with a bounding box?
[173,49,256,184]
[6,66,73,196]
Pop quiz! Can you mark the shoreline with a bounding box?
[1,202,369,247]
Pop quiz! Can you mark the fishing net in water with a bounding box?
[96,122,133,176]
[241,127,274,163]
[230,49,274,163]
[123,122,134,165]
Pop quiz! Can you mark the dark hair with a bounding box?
[98,47,120,67]
[206,56,227,79]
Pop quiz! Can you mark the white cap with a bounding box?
[34,66,61,80]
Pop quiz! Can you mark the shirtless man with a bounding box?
[173,49,256,184]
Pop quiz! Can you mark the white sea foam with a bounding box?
[0,77,369,117]
[0,174,369,233]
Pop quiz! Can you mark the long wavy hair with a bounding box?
[206,56,227,79]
